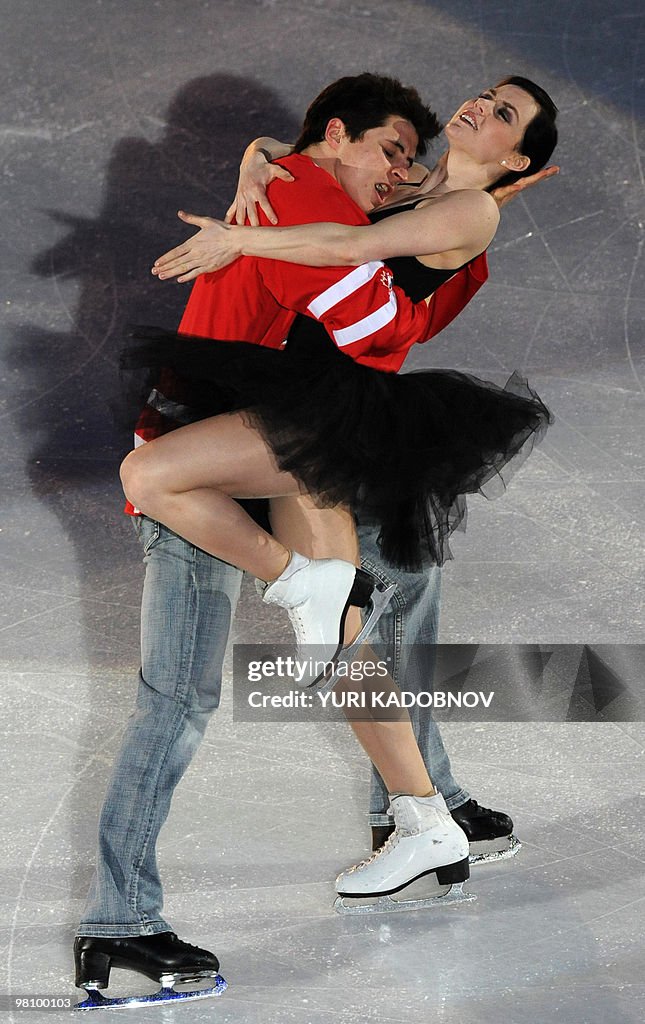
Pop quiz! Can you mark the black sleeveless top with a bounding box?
[369,198,467,302]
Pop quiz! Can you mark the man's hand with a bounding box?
[224,148,294,227]
[490,165,560,209]
[151,212,241,283]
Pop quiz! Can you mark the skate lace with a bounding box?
[287,608,307,644]
[349,828,401,873]
[469,800,490,817]
[168,934,203,954]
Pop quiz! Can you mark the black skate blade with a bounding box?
[469,832,522,865]
[313,582,397,695]
[73,974,227,1010]
[334,879,475,916]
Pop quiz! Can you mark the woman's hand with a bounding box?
[151,212,243,283]
[224,147,294,227]
[490,164,560,209]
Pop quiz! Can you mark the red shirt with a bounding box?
[178,153,444,367]
[126,152,488,511]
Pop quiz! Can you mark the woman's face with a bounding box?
[444,84,539,169]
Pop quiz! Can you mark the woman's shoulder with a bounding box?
[414,189,499,250]
[414,188,499,220]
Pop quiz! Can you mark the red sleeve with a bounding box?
[350,253,490,373]
[423,252,489,340]
[264,165,488,356]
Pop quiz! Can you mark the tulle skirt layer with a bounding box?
[126,322,552,569]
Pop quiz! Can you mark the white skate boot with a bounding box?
[372,798,522,866]
[334,792,475,915]
[262,552,395,688]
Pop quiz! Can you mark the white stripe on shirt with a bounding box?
[307,261,385,319]
[332,292,398,348]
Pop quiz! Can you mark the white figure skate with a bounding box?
[373,798,522,866]
[262,553,395,689]
[334,792,475,916]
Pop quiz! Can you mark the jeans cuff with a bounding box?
[76,921,172,938]
[368,812,394,828]
[444,787,470,811]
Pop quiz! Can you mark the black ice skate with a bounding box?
[451,798,521,864]
[372,797,521,865]
[73,933,226,1010]
[317,575,397,694]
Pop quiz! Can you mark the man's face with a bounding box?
[334,116,418,212]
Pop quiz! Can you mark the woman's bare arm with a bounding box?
[224,137,294,227]
[152,189,499,282]
[152,129,558,281]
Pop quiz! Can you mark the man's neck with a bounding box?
[299,141,340,185]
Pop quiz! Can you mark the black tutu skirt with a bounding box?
[125,319,552,570]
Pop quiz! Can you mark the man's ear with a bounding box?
[501,151,531,173]
[325,117,346,149]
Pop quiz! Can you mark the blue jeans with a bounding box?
[78,517,468,936]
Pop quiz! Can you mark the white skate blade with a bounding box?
[73,974,227,1010]
[469,832,522,865]
[334,879,475,916]
[314,582,397,694]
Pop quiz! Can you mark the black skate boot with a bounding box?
[372,798,521,864]
[73,932,226,1010]
[450,799,521,863]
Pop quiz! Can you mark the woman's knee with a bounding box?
[120,446,170,517]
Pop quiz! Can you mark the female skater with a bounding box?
[122,76,557,899]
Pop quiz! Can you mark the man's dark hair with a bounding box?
[293,72,442,157]
[492,76,558,188]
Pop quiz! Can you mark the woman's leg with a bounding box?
[121,413,300,582]
[269,495,362,635]
[270,495,436,798]
[123,420,434,799]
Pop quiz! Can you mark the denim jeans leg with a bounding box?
[78,518,242,937]
[356,521,470,827]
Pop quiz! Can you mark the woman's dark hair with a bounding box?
[492,75,558,188]
[293,72,442,157]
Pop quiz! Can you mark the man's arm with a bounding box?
[249,174,438,359]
